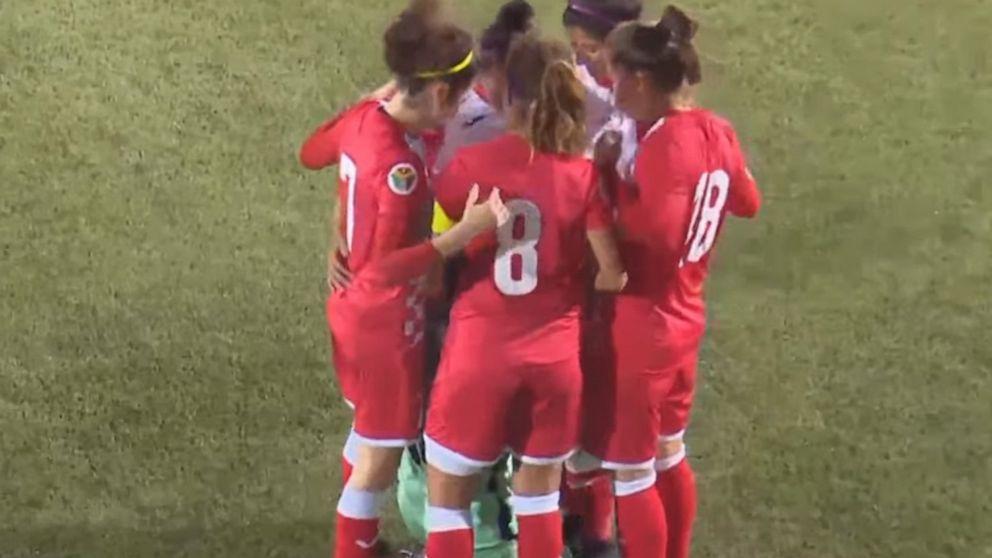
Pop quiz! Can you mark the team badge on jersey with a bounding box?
[388,163,418,196]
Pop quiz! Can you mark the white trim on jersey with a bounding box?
[351,429,418,449]
[424,434,498,476]
[514,448,577,466]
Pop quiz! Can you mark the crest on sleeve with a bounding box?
[387,163,419,196]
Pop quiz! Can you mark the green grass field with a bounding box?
[2,0,991,556]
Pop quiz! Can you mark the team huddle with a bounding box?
[300,0,760,557]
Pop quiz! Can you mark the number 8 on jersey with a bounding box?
[494,199,541,296]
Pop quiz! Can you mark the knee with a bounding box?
[513,462,563,496]
[655,432,687,472]
[427,464,480,508]
[613,467,654,484]
[613,467,657,497]
[349,445,404,491]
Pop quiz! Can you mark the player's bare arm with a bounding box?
[360,186,508,288]
[430,185,508,258]
[326,200,352,292]
[587,228,627,292]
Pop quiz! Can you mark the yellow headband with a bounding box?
[414,50,474,79]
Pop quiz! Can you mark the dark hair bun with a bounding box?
[479,0,535,67]
[495,0,534,34]
[631,24,672,53]
[657,5,698,44]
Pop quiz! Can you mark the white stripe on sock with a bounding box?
[427,506,473,533]
[614,471,657,497]
[510,491,560,517]
[337,487,387,520]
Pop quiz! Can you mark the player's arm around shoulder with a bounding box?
[298,101,368,170]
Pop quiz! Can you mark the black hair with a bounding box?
[607,4,700,92]
[562,0,642,40]
[478,0,536,71]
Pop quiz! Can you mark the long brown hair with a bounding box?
[383,0,477,101]
[505,35,587,155]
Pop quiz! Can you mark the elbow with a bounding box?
[594,269,628,293]
[733,195,761,219]
[299,143,325,170]
[736,204,760,219]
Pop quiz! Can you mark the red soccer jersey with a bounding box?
[615,108,761,351]
[300,100,433,338]
[435,133,611,357]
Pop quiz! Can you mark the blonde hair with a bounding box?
[505,35,587,155]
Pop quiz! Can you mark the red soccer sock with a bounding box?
[334,514,380,558]
[334,487,385,558]
[583,473,615,542]
[564,470,615,542]
[513,492,564,558]
[656,456,697,558]
[615,474,667,558]
[426,506,474,558]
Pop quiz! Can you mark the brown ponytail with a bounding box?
[505,35,587,155]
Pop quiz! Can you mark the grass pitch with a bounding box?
[1,0,990,556]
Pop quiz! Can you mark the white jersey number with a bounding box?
[494,199,541,296]
[340,153,358,251]
[683,170,730,265]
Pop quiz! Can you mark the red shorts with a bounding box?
[327,295,424,447]
[580,303,699,470]
[425,317,582,475]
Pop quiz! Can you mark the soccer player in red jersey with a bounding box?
[298,2,511,557]
[421,36,627,558]
[578,7,762,558]
[561,3,643,554]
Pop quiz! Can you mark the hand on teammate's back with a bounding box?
[595,268,628,293]
[365,80,398,101]
[431,185,509,259]
[593,130,622,171]
[326,245,352,293]
[461,184,510,233]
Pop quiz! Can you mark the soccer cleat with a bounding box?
[563,514,584,555]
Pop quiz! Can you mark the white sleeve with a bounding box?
[434,90,505,172]
[615,115,639,181]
